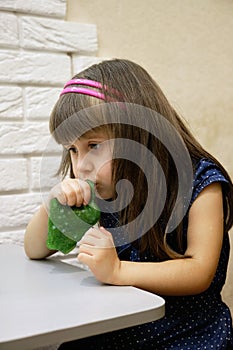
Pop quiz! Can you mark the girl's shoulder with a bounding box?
[191,158,229,205]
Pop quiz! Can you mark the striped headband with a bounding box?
[60,78,120,101]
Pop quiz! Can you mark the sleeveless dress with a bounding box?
[58,158,233,350]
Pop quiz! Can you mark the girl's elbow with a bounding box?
[24,237,52,260]
[192,272,214,294]
[24,242,40,260]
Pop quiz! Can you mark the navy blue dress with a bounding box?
[59,158,233,349]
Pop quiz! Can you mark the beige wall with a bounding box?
[67,0,233,177]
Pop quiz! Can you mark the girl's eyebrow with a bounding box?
[63,133,109,147]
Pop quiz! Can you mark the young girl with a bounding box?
[24,59,233,349]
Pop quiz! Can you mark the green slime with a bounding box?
[46,180,100,254]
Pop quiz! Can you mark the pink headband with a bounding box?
[60,78,120,101]
[64,79,102,89]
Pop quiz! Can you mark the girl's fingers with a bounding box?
[60,182,78,206]
[79,229,101,247]
[80,227,114,248]
[50,184,67,205]
[52,179,91,207]
[80,180,92,206]
[78,252,93,265]
[98,226,115,246]
[64,179,91,207]
[78,244,94,255]
[99,226,113,237]
[79,236,99,247]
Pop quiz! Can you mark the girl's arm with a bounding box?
[24,179,91,259]
[78,182,224,296]
[24,205,56,259]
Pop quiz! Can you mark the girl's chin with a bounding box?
[95,183,113,200]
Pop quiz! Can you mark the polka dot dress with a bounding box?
[58,158,233,350]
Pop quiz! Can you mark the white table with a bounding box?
[0,244,165,350]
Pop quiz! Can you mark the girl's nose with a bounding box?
[75,153,94,178]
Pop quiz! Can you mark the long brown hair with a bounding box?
[49,59,233,259]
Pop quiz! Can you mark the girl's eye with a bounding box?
[89,143,101,150]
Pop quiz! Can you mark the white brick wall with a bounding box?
[25,87,61,120]
[0,12,19,47]
[20,16,97,53]
[0,0,100,246]
[0,0,67,18]
[0,86,23,119]
[0,50,71,84]
[0,159,28,191]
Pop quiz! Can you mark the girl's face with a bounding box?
[66,129,114,199]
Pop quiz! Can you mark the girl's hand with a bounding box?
[47,178,92,209]
[78,226,122,285]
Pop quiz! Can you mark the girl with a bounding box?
[24,59,233,349]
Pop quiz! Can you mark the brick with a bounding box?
[0,122,62,154]
[21,16,97,53]
[0,159,28,191]
[31,156,61,190]
[72,55,107,74]
[25,87,61,119]
[0,12,19,48]
[0,86,23,119]
[0,193,42,229]
[0,50,70,85]
[0,0,66,18]
[0,230,25,245]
